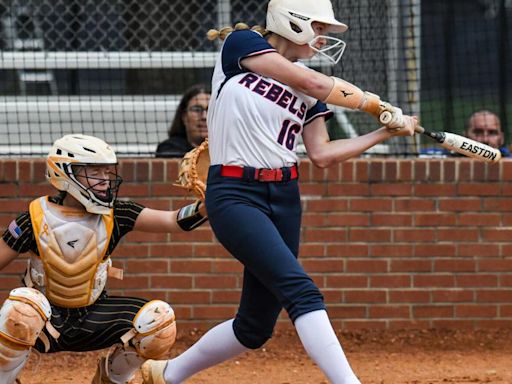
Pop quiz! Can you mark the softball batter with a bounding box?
[142,0,417,383]
[0,134,207,384]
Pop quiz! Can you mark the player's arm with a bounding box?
[133,201,207,233]
[0,238,20,271]
[242,52,332,99]
[242,53,403,127]
[303,115,417,168]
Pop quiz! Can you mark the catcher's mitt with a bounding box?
[174,139,210,200]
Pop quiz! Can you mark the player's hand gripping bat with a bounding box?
[379,111,501,163]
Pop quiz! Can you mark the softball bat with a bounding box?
[379,111,501,163]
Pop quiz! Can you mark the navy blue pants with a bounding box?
[205,165,325,349]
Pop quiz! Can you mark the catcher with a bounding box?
[0,134,207,384]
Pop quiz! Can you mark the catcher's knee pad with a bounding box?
[0,288,54,383]
[121,300,176,360]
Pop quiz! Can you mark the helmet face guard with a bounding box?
[308,35,346,64]
[46,134,122,214]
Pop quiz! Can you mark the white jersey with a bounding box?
[208,29,333,169]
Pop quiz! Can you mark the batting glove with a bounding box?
[379,103,405,131]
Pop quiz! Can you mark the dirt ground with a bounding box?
[19,328,512,384]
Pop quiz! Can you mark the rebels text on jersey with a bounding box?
[208,29,333,169]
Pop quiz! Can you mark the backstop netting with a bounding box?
[0,0,510,157]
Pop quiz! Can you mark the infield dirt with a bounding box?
[19,328,512,384]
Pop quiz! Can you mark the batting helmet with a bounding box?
[266,0,348,64]
[266,0,347,44]
[46,134,122,214]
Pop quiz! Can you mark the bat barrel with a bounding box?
[442,132,501,163]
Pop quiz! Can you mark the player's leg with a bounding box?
[269,182,361,384]
[0,288,53,384]
[295,310,361,384]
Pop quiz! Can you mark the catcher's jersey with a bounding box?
[208,29,332,169]
[2,194,144,260]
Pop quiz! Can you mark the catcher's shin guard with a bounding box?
[91,356,114,384]
[140,359,168,384]
[0,288,55,384]
[92,345,145,384]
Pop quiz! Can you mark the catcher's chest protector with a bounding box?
[28,197,114,308]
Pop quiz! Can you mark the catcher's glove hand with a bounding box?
[174,139,210,200]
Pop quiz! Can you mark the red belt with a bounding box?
[220,165,298,182]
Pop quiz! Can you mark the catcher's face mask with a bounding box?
[72,164,122,205]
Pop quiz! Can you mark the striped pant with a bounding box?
[34,292,148,353]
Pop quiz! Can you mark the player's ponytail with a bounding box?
[207,23,269,41]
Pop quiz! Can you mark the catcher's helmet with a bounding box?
[266,0,348,64]
[46,134,122,214]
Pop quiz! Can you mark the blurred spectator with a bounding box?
[464,110,509,157]
[156,84,210,157]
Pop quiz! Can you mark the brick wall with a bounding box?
[1,158,511,331]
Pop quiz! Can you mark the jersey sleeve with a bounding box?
[106,200,145,257]
[304,101,334,125]
[1,212,36,254]
[221,29,276,78]
[113,200,145,236]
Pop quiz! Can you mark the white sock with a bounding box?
[164,318,249,383]
[295,310,361,384]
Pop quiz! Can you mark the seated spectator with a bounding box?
[156,84,211,157]
[464,110,509,157]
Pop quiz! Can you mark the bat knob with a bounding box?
[379,111,393,125]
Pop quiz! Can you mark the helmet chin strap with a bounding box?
[308,36,346,64]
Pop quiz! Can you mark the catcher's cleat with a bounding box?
[140,359,168,384]
[91,357,116,384]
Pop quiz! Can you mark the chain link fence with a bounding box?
[0,0,510,157]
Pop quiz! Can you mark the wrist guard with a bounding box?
[324,77,386,119]
[177,200,208,231]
